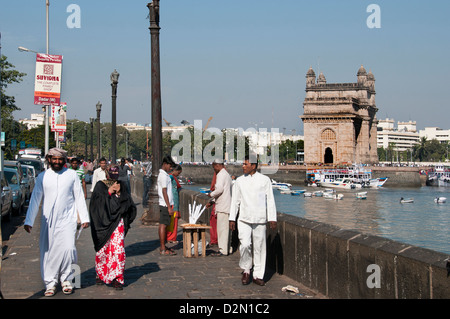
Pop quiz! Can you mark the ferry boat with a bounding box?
[306,166,388,189]
[426,165,450,187]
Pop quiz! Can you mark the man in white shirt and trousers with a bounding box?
[90,157,108,192]
[207,159,232,256]
[157,155,176,255]
[229,156,277,286]
[24,148,90,297]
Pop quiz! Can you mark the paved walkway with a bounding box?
[1,193,325,300]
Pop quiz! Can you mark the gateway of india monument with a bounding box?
[301,65,379,166]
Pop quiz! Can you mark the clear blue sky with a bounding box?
[1,0,449,134]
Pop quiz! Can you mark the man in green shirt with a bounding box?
[70,157,87,199]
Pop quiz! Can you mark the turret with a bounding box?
[306,66,316,87]
[317,72,327,84]
[357,65,367,85]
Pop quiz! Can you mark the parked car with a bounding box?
[21,165,36,200]
[1,173,13,221]
[3,168,26,214]
[4,160,24,181]
[18,157,45,177]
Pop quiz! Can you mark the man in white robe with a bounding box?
[207,159,232,256]
[229,156,277,286]
[24,148,90,296]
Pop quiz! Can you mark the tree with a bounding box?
[1,55,27,159]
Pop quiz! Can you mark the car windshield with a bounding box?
[19,159,42,175]
[4,171,19,185]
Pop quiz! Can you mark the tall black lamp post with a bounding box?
[84,125,87,160]
[111,69,119,163]
[96,101,102,161]
[142,0,162,224]
[90,117,94,162]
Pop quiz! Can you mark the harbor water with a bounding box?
[185,184,450,255]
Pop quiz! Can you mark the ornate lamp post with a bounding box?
[96,101,102,161]
[84,125,88,160]
[110,69,119,164]
[90,117,94,162]
[142,0,162,224]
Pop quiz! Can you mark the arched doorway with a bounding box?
[324,147,333,164]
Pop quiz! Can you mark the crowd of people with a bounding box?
[23,148,278,297]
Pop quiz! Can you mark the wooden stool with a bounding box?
[181,224,211,258]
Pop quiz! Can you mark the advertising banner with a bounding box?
[34,53,63,106]
[51,103,67,132]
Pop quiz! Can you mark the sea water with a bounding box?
[185,184,450,255]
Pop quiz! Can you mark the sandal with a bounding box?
[44,286,56,297]
[62,281,73,295]
[160,249,176,256]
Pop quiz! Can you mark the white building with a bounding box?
[419,127,450,144]
[19,113,44,129]
[377,118,420,151]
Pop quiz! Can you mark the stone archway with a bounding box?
[324,147,333,164]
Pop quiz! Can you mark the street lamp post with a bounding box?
[96,101,102,161]
[110,70,119,164]
[90,117,94,162]
[84,125,87,160]
[142,0,162,224]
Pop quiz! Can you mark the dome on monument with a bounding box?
[306,66,316,77]
[357,65,367,76]
[367,70,375,81]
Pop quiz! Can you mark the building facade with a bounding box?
[301,66,379,166]
[377,119,420,151]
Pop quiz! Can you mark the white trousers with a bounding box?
[237,220,267,280]
[216,212,230,255]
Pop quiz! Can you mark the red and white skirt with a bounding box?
[95,219,125,284]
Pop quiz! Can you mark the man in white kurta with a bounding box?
[24,148,90,295]
[208,159,232,256]
[229,158,277,286]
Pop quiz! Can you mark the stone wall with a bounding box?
[272,213,449,299]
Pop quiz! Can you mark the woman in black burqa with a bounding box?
[89,165,136,290]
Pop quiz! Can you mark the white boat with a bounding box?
[306,165,388,189]
[319,178,362,189]
[290,189,306,196]
[304,192,312,197]
[272,180,292,190]
[356,191,367,199]
[313,191,323,197]
[333,194,344,200]
[426,165,450,187]
[400,197,414,203]
[323,192,334,199]
[280,189,292,194]
[434,197,447,203]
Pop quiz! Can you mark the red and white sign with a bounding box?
[51,103,67,132]
[34,53,63,106]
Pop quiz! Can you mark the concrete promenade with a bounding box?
[0,192,325,300]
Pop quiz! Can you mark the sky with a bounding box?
[1,0,450,135]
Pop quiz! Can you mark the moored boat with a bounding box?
[426,165,450,187]
[400,197,414,203]
[434,197,447,203]
[306,165,386,189]
[356,191,367,199]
